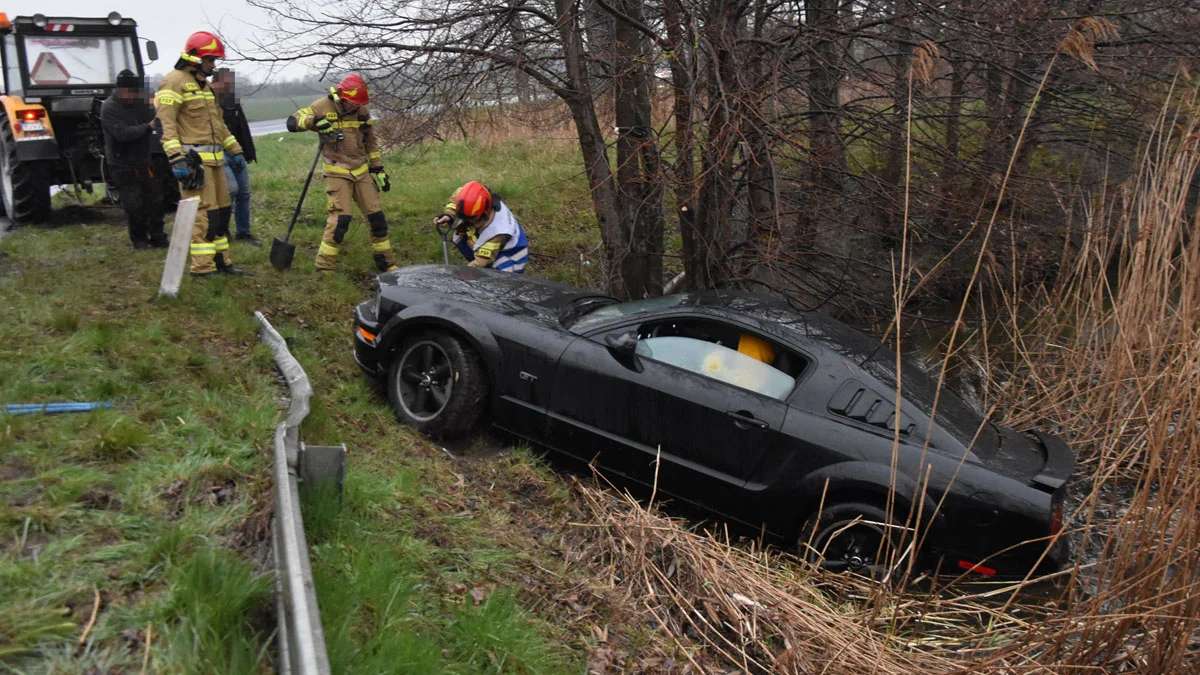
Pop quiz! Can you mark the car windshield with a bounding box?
[23,35,138,87]
[570,295,686,330]
[861,352,997,450]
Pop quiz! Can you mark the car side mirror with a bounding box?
[605,332,638,354]
[145,41,158,63]
[604,332,642,371]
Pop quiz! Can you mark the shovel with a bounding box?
[270,142,325,271]
[434,218,454,265]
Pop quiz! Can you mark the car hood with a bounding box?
[380,265,617,326]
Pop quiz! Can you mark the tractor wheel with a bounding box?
[0,113,51,224]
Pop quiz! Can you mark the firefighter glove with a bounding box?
[435,214,453,228]
[370,166,390,192]
[171,158,190,182]
[314,118,336,135]
[173,150,205,190]
[228,153,247,174]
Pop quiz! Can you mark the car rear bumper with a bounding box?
[353,300,385,378]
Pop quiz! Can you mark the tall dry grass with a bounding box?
[974,88,1200,669]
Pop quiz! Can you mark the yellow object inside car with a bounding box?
[737,334,775,364]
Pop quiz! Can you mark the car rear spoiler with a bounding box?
[1029,430,1074,491]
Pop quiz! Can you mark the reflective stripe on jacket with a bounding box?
[294,95,382,174]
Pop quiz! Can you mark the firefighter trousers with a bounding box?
[315,171,395,272]
[186,163,234,275]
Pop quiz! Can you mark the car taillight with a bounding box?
[1050,500,1064,538]
[20,109,45,121]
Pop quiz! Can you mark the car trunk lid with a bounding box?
[967,426,1073,490]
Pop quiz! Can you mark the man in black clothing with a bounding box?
[101,69,167,250]
[212,68,259,245]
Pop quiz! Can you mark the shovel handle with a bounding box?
[434,219,456,265]
[282,142,325,243]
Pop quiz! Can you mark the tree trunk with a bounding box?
[555,0,625,296]
[662,0,701,290]
[742,12,776,254]
[611,0,663,298]
[882,2,912,194]
[806,0,845,195]
[695,0,740,289]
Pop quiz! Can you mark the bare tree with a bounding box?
[247,0,1200,316]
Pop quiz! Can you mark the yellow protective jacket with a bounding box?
[291,95,382,178]
[154,64,242,165]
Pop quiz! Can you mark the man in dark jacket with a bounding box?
[101,69,167,249]
[212,68,259,245]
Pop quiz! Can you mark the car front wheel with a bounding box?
[387,331,487,439]
[799,502,909,580]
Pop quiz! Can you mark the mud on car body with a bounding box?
[354,265,1073,578]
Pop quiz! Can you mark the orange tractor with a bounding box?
[0,12,172,224]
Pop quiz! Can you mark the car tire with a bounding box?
[387,331,487,439]
[799,502,909,580]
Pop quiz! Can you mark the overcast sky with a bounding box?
[44,1,309,82]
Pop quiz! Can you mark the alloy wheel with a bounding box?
[812,518,895,578]
[396,340,454,422]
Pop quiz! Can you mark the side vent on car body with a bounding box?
[828,380,917,436]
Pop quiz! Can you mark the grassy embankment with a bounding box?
[0,130,601,672]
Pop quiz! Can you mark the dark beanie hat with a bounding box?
[116,69,141,89]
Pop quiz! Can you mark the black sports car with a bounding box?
[354,265,1073,578]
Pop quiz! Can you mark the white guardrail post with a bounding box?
[255,311,334,675]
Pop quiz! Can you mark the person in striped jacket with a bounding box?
[434,181,529,274]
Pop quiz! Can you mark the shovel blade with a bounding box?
[270,237,296,271]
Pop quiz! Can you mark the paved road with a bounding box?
[250,118,289,137]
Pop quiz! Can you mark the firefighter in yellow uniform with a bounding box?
[155,31,247,277]
[287,74,396,273]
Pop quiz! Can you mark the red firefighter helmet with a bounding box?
[181,31,226,63]
[455,181,493,219]
[335,73,369,105]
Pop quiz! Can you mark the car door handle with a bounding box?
[725,410,769,430]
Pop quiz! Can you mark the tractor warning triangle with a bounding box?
[30,52,70,85]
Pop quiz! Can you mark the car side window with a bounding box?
[630,318,802,400]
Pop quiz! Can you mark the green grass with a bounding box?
[0,130,596,671]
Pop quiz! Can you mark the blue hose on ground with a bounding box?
[2,402,114,416]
